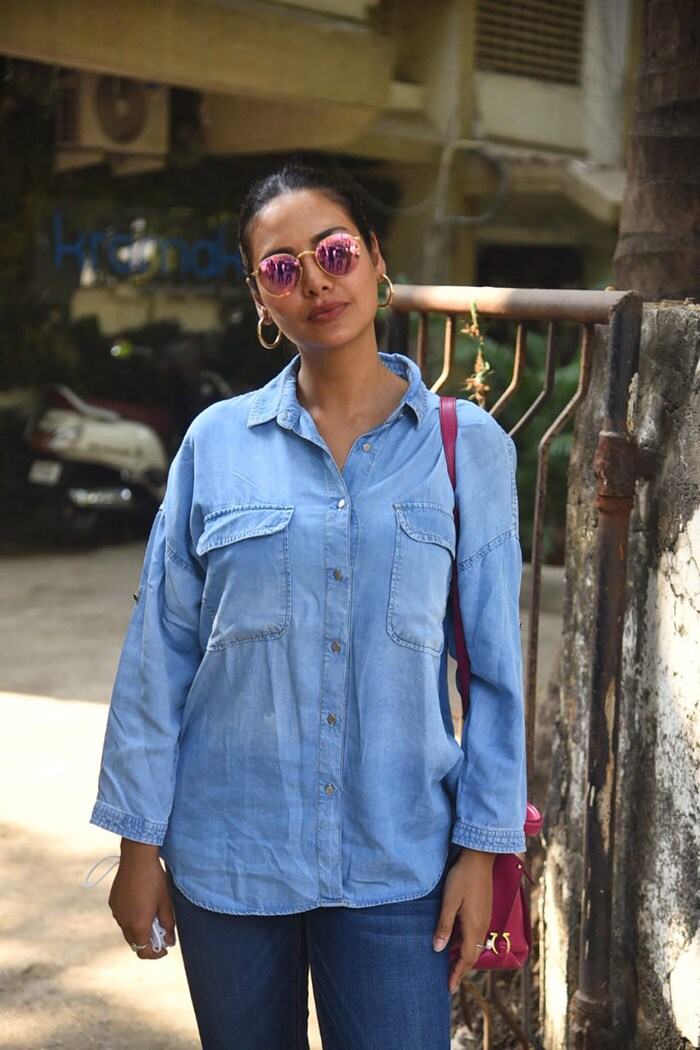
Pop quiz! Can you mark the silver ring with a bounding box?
[130,941,149,952]
[476,942,488,950]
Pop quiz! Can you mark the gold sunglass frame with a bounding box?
[250,235,362,298]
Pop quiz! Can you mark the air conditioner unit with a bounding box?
[55,71,169,165]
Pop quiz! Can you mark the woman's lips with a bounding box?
[307,302,348,323]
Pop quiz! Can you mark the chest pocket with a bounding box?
[196,504,294,648]
[387,502,456,654]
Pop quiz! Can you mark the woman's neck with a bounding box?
[295,342,409,472]
[296,343,405,423]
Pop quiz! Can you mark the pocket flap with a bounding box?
[394,503,455,555]
[197,505,294,556]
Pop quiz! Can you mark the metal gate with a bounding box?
[389,285,644,1049]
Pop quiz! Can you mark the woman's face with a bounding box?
[247,189,385,354]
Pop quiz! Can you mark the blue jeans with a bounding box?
[168,870,452,1050]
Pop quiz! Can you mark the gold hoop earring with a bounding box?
[377,273,395,309]
[257,317,282,350]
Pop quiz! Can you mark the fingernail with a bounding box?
[433,937,446,952]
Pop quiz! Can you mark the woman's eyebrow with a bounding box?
[259,226,350,261]
[312,226,348,244]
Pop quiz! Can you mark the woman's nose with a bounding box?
[299,255,332,295]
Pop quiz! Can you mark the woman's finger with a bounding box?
[432,896,458,952]
[449,936,479,992]
[124,927,169,961]
[135,944,168,961]
[158,888,177,947]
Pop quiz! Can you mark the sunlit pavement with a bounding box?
[1,689,199,1048]
[0,542,562,1049]
[0,543,324,1049]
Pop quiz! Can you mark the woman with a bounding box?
[92,163,527,1049]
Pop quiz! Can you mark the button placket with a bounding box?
[316,487,352,903]
[340,430,382,489]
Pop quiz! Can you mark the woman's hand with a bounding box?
[433,848,494,992]
[108,839,177,960]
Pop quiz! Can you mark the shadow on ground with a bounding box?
[0,823,199,1050]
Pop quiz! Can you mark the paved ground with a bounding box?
[0,541,563,1049]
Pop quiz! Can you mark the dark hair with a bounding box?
[237,162,375,278]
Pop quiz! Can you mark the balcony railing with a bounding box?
[388,284,643,1049]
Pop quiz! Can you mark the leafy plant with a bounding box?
[407,311,582,563]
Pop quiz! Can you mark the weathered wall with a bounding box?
[541,304,700,1049]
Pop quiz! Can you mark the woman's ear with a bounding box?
[246,277,267,319]
[369,232,386,280]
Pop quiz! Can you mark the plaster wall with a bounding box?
[474,72,584,153]
[541,305,700,1048]
[69,288,222,335]
[274,0,368,17]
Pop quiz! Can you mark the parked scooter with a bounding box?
[25,341,232,544]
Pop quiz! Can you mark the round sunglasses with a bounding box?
[251,232,362,297]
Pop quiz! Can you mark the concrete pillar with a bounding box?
[582,0,633,165]
[542,305,700,1048]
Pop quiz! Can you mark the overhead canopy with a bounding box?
[0,0,394,111]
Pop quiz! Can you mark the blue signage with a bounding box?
[52,211,244,282]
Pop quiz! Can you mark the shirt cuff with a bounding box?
[90,800,167,846]
[452,818,526,853]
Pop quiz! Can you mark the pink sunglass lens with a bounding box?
[258,255,299,292]
[316,235,360,275]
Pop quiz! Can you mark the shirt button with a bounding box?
[327,713,337,725]
[331,641,341,653]
[333,569,343,581]
[362,442,372,452]
[337,498,346,509]
[325,783,335,795]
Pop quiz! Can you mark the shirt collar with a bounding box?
[247,353,428,429]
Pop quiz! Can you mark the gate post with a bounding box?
[570,295,643,1047]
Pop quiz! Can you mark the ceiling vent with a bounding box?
[55,71,169,172]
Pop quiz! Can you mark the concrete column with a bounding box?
[542,305,700,1048]
[582,0,633,165]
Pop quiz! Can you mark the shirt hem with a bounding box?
[166,846,450,916]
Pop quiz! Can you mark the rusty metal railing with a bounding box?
[388,284,643,1049]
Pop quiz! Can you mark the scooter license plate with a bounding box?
[28,460,63,485]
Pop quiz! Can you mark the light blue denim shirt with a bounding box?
[91,352,527,915]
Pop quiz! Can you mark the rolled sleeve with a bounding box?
[449,409,527,853]
[452,816,526,853]
[90,800,168,845]
[90,438,204,844]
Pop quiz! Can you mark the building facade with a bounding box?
[1,0,642,353]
